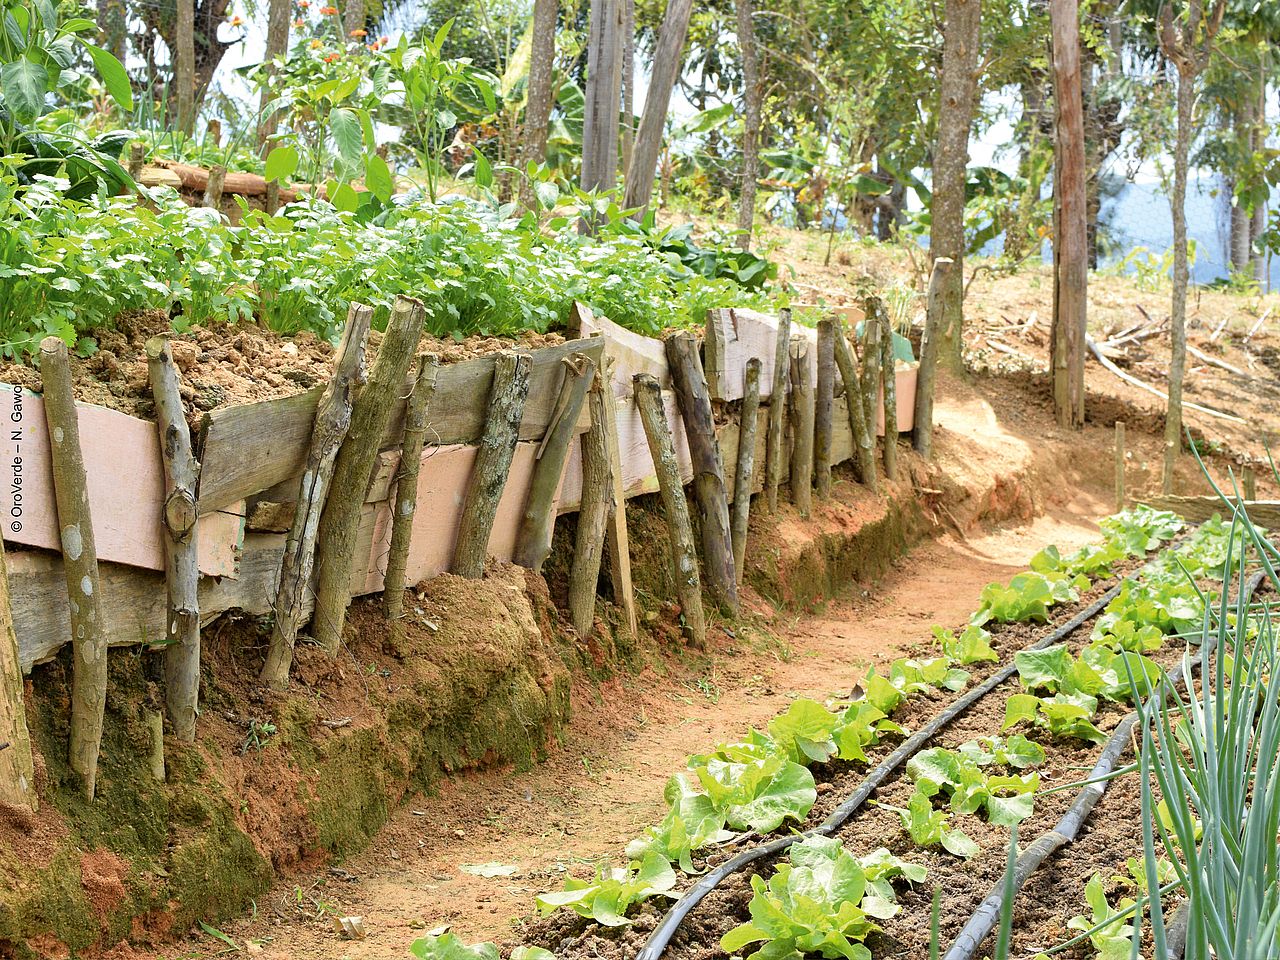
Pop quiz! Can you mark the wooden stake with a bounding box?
[262,304,372,689]
[600,360,638,638]
[569,374,610,637]
[814,320,835,498]
[665,332,738,615]
[382,355,441,620]
[731,358,761,584]
[859,298,883,443]
[39,336,107,800]
[128,142,145,179]
[514,353,596,573]
[765,308,792,512]
[833,321,878,492]
[146,336,202,742]
[634,373,706,646]
[1243,463,1257,502]
[913,257,954,459]
[0,532,35,809]
[203,164,227,209]
[453,351,533,579]
[788,338,815,516]
[313,296,424,655]
[143,707,165,782]
[877,305,899,481]
[1114,421,1126,513]
[265,179,280,215]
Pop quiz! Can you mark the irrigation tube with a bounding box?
[940,568,1266,960]
[635,574,1134,960]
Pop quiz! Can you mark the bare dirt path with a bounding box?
[154,494,1110,960]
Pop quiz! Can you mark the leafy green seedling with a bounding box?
[534,852,677,926]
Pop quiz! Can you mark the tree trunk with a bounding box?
[634,374,706,647]
[0,532,35,810]
[40,338,108,801]
[621,0,636,174]
[519,0,559,210]
[735,0,761,247]
[175,0,196,135]
[313,298,425,653]
[146,337,202,742]
[1251,76,1269,285]
[622,0,695,215]
[930,0,982,369]
[581,0,623,197]
[452,352,534,578]
[257,0,292,153]
[261,305,372,689]
[665,332,739,615]
[343,0,365,38]
[1164,66,1194,493]
[1050,0,1088,429]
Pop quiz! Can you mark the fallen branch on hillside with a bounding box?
[1186,342,1247,378]
[1085,335,1246,424]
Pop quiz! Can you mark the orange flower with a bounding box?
[293,16,303,26]
[322,53,340,62]
[227,13,243,25]
[297,0,309,7]
[319,5,337,13]
[349,28,366,36]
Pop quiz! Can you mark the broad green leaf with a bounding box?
[2,59,49,124]
[365,153,393,203]
[330,107,363,165]
[264,145,300,183]
[409,934,501,960]
[82,42,132,110]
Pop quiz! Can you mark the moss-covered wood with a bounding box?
[0,531,35,809]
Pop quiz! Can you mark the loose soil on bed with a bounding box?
[0,310,564,422]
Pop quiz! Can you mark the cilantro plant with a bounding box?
[720,836,926,960]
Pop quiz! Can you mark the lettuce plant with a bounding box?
[881,789,980,858]
[1031,541,1127,579]
[972,571,1084,626]
[534,851,677,926]
[932,624,999,664]
[692,750,817,832]
[1002,693,1107,743]
[906,746,1040,826]
[720,836,925,960]
[409,936,552,960]
[1099,505,1183,555]
[1065,873,1136,960]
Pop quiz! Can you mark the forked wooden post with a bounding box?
[665,331,738,615]
[514,353,596,573]
[764,308,792,512]
[833,321,877,492]
[128,142,145,179]
[383,355,441,620]
[1114,421,1126,514]
[1243,463,1257,502]
[731,358,761,583]
[599,359,638,638]
[203,164,227,209]
[146,336,202,742]
[569,373,611,637]
[634,373,706,647]
[314,296,425,655]
[0,532,36,809]
[878,305,899,481]
[262,304,372,689]
[39,336,107,800]
[814,320,835,498]
[453,351,533,579]
[788,337,815,516]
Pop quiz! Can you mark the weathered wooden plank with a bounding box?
[567,302,670,397]
[1137,496,1280,529]
[0,385,241,576]
[706,307,817,402]
[196,337,603,513]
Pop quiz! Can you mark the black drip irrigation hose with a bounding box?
[635,556,1161,960]
[940,568,1265,960]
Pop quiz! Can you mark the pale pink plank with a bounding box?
[0,384,240,576]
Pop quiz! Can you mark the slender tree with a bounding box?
[622,0,694,215]
[175,0,196,135]
[257,0,292,153]
[581,0,624,196]
[735,0,762,246]
[519,0,559,210]
[1158,0,1226,493]
[1050,0,1087,428]
[928,0,983,369]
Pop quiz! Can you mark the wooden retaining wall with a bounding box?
[2,304,917,673]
